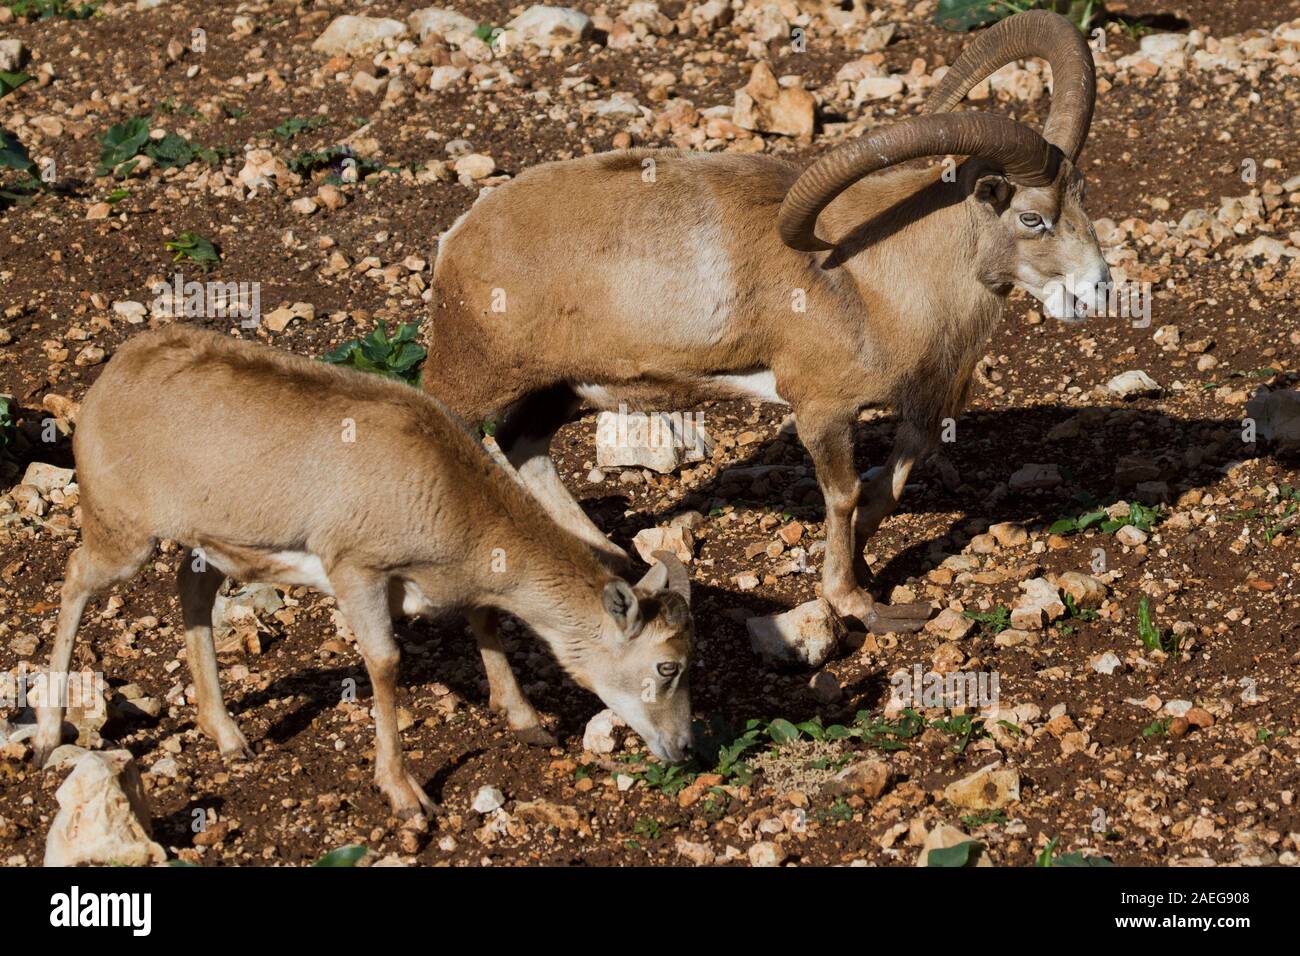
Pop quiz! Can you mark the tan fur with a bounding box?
[424,146,1107,628]
[34,326,694,825]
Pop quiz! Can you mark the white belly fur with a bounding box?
[265,551,334,593]
[394,578,436,618]
[708,369,787,405]
[576,369,787,408]
[574,383,618,408]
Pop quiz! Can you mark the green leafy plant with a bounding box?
[288,145,395,182]
[690,715,765,786]
[164,231,220,268]
[930,714,990,754]
[638,759,692,796]
[1116,501,1162,533]
[1036,836,1113,866]
[766,717,802,743]
[1113,18,1153,40]
[698,790,730,822]
[1136,596,1177,653]
[963,605,1011,636]
[1050,500,1161,537]
[819,798,855,823]
[935,0,1099,32]
[1226,485,1300,543]
[631,817,662,840]
[928,839,986,867]
[96,117,151,177]
[1061,592,1099,623]
[155,97,202,119]
[7,0,98,19]
[138,128,227,171]
[1141,717,1171,738]
[961,809,1008,828]
[854,708,927,750]
[0,396,16,460]
[271,115,330,141]
[636,707,966,802]
[0,128,33,173]
[0,128,40,208]
[0,70,32,99]
[1048,506,1106,536]
[320,321,426,386]
[1264,486,1300,542]
[145,131,196,169]
[313,845,368,867]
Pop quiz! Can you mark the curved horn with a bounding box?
[925,9,1095,161]
[650,551,691,602]
[778,112,1061,252]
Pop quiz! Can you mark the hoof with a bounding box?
[866,601,934,635]
[513,725,557,748]
[207,722,255,762]
[398,809,430,833]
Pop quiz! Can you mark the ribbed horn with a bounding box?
[925,9,1095,161]
[650,551,691,602]
[778,112,1060,252]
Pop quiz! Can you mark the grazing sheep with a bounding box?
[34,326,694,828]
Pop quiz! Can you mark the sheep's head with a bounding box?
[778,9,1107,321]
[584,552,694,763]
[967,157,1111,321]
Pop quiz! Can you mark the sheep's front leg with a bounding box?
[466,608,556,747]
[331,568,436,829]
[798,407,869,618]
[799,407,931,634]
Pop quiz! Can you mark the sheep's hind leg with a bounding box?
[853,422,935,634]
[34,531,155,765]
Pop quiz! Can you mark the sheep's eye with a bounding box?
[657,662,680,679]
[1019,212,1045,229]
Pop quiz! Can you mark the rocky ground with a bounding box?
[1,0,1299,867]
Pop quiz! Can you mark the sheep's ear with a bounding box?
[602,579,643,638]
[973,174,1011,206]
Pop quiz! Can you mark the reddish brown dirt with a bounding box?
[1,0,1298,867]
